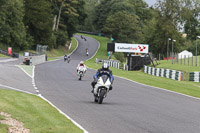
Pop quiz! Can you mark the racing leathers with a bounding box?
[77,63,87,73]
[91,68,114,91]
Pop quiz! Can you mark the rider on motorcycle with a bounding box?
[77,61,87,73]
[64,54,70,61]
[86,48,89,56]
[91,63,114,93]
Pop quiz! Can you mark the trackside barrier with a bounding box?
[123,64,128,71]
[144,66,183,81]
[96,58,120,69]
[20,54,46,65]
[189,72,200,82]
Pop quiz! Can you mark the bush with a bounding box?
[114,52,125,63]
[55,31,69,47]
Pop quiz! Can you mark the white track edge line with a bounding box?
[87,67,200,101]
[16,65,33,78]
[70,37,79,56]
[0,84,36,95]
[0,84,88,132]
[39,95,89,133]
[84,36,100,61]
[38,37,79,64]
[33,62,88,132]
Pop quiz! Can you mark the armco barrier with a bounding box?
[144,66,183,81]
[96,58,120,69]
[20,54,46,65]
[189,72,200,82]
[123,64,128,71]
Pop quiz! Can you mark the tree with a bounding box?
[24,0,55,48]
[0,0,27,50]
[103,11,141,43]
[181,0,200,40]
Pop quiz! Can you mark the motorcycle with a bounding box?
[93,75,111,104]
[86,51,89,56]
[67,57,71,63]
[64,56,70,63]
[64,57,67,62]
[77,66,85,80]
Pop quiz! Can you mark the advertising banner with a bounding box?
[8,47,12,55]
[115,43,149,53]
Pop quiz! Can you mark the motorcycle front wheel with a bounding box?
[98,89,106,104]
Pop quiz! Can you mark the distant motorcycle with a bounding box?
[67,57,71,63]
[64,56,67,62]
[86,51,89,56]
[64,56,70,63]
[77,66,85,80]
[93,75,111,104]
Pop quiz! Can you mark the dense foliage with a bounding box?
[0,0,86,51]
[80,0,200,57]
[0,0,200,56]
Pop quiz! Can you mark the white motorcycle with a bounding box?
[93,75,111,104]
[77,66,85,80]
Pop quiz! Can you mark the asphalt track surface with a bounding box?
[34,35,200,133]
[0,58,35,94]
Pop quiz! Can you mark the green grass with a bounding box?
[0,89,83,133]
[0,115,8,133]
[18,65,33,77]
[153,58,200,81]
[0,114,4,120]
[155,57,200,72]
[0,53,10,57]
[0,124,8,133]
[19,50,36,56]
[77,33,200,98]
[18,38,77,61]
[76,33,110,63]
[46,38,78,58]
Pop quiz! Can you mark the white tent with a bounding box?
[178,50,193,59]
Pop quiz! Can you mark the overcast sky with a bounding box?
[145,0,157,6]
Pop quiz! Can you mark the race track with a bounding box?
[35,35,200,133]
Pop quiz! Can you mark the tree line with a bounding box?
[0,0,86,51]
[0,0,200,56]
[80,0,200,57]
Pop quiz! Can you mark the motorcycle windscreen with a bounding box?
[101,75,110,83]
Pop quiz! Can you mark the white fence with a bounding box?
[96,58,120,69]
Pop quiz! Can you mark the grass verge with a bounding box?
[152,58,200,81]
[0,54,10,57]
[46,37,78,58]
[77,33,200,98]
[0,89,82,133]
[17,65,33,77]
[0,115,8,133]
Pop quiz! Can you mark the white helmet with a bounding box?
[80,61,84,64]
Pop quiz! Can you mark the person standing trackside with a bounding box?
[86,48,89,56]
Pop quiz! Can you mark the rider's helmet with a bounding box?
[102,63,109,70]
[80,61,84,66]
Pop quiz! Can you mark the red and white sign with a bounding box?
[115,43,149,53]
[8,47,12,55]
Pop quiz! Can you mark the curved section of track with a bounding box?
[35,35,200,133]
